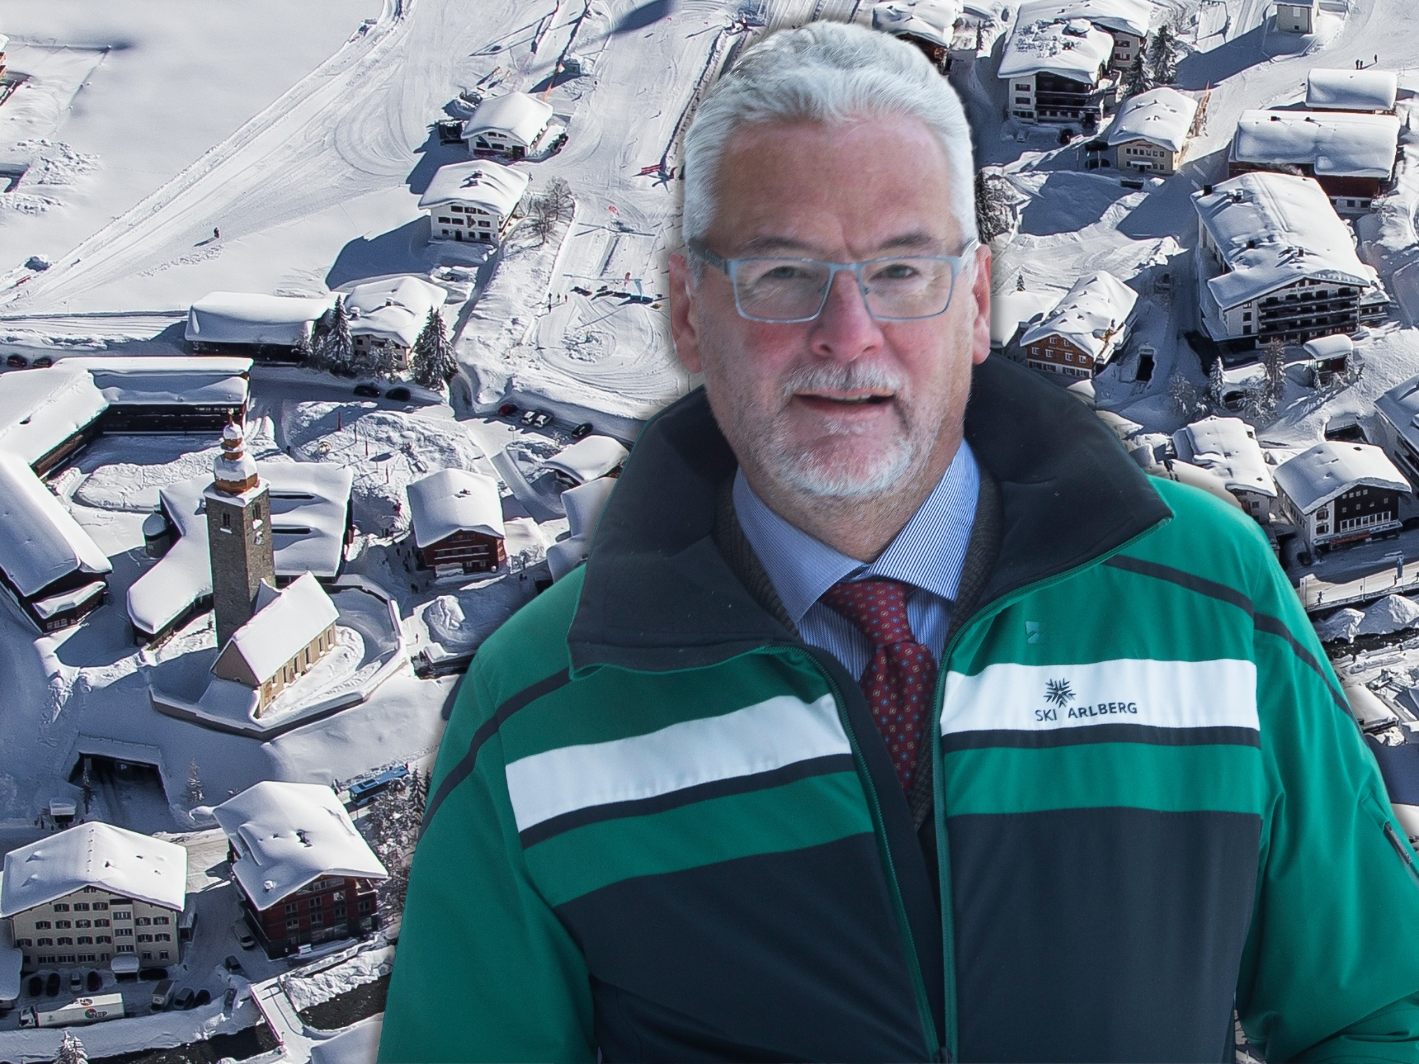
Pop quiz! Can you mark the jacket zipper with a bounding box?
[930,520,1170,1062]
[806,647,943,1062]
[1384,821,1419,885]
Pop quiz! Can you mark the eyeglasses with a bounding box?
[687,239,979,323]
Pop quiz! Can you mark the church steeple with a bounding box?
[205,419,276,648]
[213,417,260,495]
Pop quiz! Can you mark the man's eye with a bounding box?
[757,264,812,282]
[871,261,922,282]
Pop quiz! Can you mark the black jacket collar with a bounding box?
[567,356,1171,673]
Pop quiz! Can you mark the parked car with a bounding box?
[233,921,257,950]
[6,354,28,369]
[497,402,518,418]
[385,385,411,401]
[44,972,59,996]
[353,383,381,398]
[223,986,237,1012]
[532,411,553,429]
[223,955,244,975]
[570,421,594,440]
[139,967,168,981]
[31,356,53,368]
[151,979,176,1010]
[85,970,101,993]
[26,974,41,997]
[520,408,540,425]
[173,987,195,1010]
[193,989,211,1007]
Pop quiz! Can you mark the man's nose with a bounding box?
[809,269,884,361]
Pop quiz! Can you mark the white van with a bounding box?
[152,978,176,1010]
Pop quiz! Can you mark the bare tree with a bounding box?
[1167,371,1202,417]
[524,178,576,244]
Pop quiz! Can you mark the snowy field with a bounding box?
[4,0,1419,1059]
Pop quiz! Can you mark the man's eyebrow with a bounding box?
[733,231,952,256]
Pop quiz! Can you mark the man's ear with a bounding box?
[968,242,992,367]
[668,252,703,375]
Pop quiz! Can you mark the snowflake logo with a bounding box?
[1044,678,1075,708]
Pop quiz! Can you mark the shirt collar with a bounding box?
[733,441,980,626]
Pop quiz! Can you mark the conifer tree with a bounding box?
[412,308,457,389]
[319,296,355,374]
[55,1031,88,1064]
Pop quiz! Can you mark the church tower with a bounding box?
[205,419,276,648]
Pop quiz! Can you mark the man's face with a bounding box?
[669,116,990,514]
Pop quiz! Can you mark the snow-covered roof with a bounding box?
[546,537,590,582]
[127,460,353,637]
[562,476,617,540]
[418,160,530,216]
[999,6,1114,81]
[61,356,252,409]
[341,276,446,348]
[1192,172,1375,309]
[1306,68,1397,112]
[542,435,629,485]
[1171,416,1277,499]
[990,285,1057,347]
[1018,270,1137,362]
[0,365,107,468]
[1273,441,1410,513]
[1107,87,1197,151]
[1302,333,1353,359]
[1375,374,1419,460]
[0,920,21,1004]
[214,574,338,686]
[212,781,387,910]
[0,822,187,917]
[871,0,964,46]
[0,452,111,597]
[461,91,554,148]
[185,292,331,347]
[1230,109,1400,178]
[1011,0,1151,37]
[406,469,504,548]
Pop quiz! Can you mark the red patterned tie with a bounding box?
[820,578,937,793]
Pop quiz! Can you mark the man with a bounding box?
[381,22,1419,1062]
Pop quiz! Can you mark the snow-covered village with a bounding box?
[0,0,1418,1059]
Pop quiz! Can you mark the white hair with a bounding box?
[680,20,978,250]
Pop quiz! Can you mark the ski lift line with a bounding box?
[662,26,735,173]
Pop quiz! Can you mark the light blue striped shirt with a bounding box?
[733,441,981,680]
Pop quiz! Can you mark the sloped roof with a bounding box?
[1012,0,1152,36]
[461,91,554,147]
[999,7,1113,81]
[542,435,629,485]
[342,276,446,348]
[184,293,331,347]
[1192,172,1375,309]
[63,356,252,409]
[1273,441,1409,513]
[0,822,186,917]
[0,364,107,468]
[1171,416,1277,499]
[212,781,387,910]
[406,468,504,548]
[1306,68,1397,112]
[1375,373,1419,457]
[418,160,530,216]
[0,452,111,597]
[1107,86,1197,151]
[1019,270,1137,362]
[1230,108,1400,178]
[871,0,964,46]
[214,573,338,686]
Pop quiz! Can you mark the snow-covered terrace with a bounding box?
[461,91,554,150]
[0,822,187,917]
[406,468,504,547]
[341,276,446,349]
[1230,109,1401,178]
[417,159,529,216]
[542,435,629,486]
[1172,417,1277,499]
[1019,270,1137,363]
[185,292,332,347]
[212,781,387,910]
[0,451,111,598]
[1307,68,1398,112]
[1107,87,1197,152]
[999,11,1113,81]
[1273,441,1410,514]
[127,460,353,639]
[1192,173,1375,310]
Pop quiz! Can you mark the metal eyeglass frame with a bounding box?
[686,238,980,323]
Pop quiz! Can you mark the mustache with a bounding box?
[780,363,907,397]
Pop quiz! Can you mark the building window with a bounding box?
[53,904,69,912]
[75,919,91,928]
[34,921,50,930]
[36,937,53,947]
[57,937,73,945]
[286,917,301,929]
[73,903,90,911]
[113,911,132,921]
[95,919,109,927]
[116,928,132,938]
[116,944,134,954]
[55,921,71,929]
[135,916,152,926]
[93,902,108,911]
